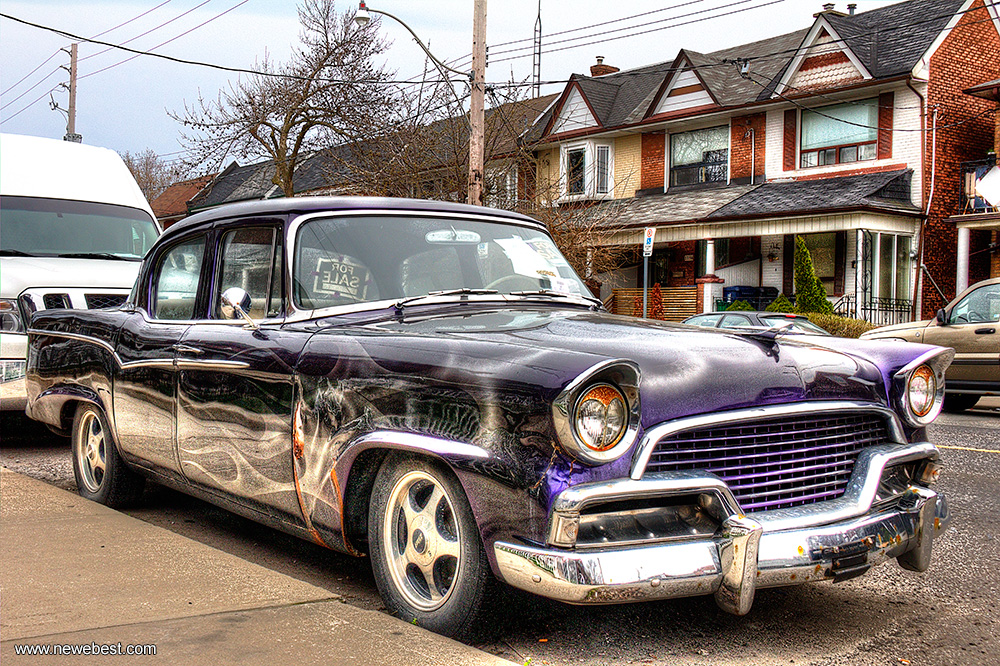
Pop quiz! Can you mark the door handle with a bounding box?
[974,328,995,335]
[172,344,204,355]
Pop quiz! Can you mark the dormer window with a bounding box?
[800,98,878,168]
[669,126,728,188]
[560,141,613,200]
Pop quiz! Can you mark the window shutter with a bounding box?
[877,92,894,160]
[783,110,797,171]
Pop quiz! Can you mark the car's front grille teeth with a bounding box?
[85,294,127,309]
[42,293,70,309]
[644,412,893,512]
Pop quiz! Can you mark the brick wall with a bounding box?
[730,113,766,183]
[921,0,1000,315]
[640,131,665,190]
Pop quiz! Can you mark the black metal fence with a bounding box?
[834,294,913,326]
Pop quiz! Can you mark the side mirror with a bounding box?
[221,287,258,329]
[935,308,947,325]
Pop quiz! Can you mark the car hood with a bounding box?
[1,256,141,297]
[327,306,904,427]
[861,319,932,338]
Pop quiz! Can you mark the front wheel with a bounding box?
[72,403,145,507]
[368,454,499,639]
[942,393,980,413]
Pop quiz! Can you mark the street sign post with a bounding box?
[642,227,654,318]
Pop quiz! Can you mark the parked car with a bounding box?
[0,133,160,411]
[684,311,831,335]
[861,277,999,411]
[26,197,953,638]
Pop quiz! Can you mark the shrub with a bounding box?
[793,236,834,314]
[805,313,877,338]
[649,283,664,320]
[632,295,643,318]
[765,293,795,313]
[726,299,755,311]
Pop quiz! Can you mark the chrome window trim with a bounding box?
[630,400,908,481]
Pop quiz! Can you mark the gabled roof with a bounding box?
[707,169,921,220]
[150,175,215,221]
[535,0,971,141]
[188,161,282,211]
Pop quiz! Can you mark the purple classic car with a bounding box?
[25,197,953,638]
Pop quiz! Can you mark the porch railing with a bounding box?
[608,286,699,321]
[834,294,913,326]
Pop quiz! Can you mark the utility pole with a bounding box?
[63,43,81,143]
[468,0,487,206]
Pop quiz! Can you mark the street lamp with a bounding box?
[355,1,487,206]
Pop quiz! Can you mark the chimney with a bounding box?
[847,3,856,15]
[590,56,620,77]
[815,3,848,17]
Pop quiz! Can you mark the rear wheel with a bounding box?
[72,403,145,507]
[368,454,499,639]
[942,393,980,413]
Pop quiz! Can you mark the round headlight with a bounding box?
[573,384,627,452]
[907,364,936,417]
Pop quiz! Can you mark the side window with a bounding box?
[950,284,1000,324]
[687,314,722,328]
[720,314,753,328]
[153,236,206,320]
[215,227,284,319]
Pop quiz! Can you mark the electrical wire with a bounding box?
[79,0,211,65]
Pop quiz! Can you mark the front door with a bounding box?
[923,281,1000,391]
[115,234,207,477]
[172,225,305,525]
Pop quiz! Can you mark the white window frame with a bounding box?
[559,140,614,201]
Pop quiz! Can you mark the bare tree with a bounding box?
[172,0,395,197]
[120,149,184,201]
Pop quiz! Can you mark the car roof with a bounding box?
[160,196,546,243]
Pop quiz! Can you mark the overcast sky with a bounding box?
[1,0,902,168]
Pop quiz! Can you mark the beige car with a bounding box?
[861,277,1000,411]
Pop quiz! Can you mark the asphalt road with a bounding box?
[2,404,997,666]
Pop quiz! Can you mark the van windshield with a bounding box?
[0,195,158,260]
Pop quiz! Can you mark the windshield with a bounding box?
[0,195,158,260]
[294,214,589,310]
[759,315,830,335]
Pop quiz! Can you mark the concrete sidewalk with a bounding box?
[0,468,510,665]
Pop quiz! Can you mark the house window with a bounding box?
[874,233,912,301]
[567,148,586,195]
[596,145,610,194]
[670,126,728,188]
[561,142,613,199]
[800,99,878,168]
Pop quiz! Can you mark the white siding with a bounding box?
[761,234,785,293]
[551,87,598,135]
[893,85,925,207]
[717,259,761,288]
[653,70,714,116]
[765,109,786,176]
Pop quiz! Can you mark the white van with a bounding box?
[0,133,161,410]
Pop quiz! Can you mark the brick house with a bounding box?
[528,0,1000,322]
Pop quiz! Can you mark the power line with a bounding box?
[79,0,211,65]
[81,0,248,81]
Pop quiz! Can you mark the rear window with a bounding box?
[760,315,830,335]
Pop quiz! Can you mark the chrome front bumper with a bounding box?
[494,444,950,615]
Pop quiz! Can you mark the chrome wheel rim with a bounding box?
[382,470,462,611]
[76,411,107,494]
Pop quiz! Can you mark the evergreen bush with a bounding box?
[793,236,834,314]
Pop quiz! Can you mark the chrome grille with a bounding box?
[85,293,127,309]
[644,412,892,512]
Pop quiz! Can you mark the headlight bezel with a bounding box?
[552,360,641,465]
[0,298,25,333]
[892,349,953,428]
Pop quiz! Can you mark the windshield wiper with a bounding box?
[511,289,604,308]
[0,249,37,257]
[57,252,136,261]
[394,288,500,311]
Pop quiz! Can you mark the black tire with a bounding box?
[71,403,145,508]
[368,453,500,640]
[942,393,980,413]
